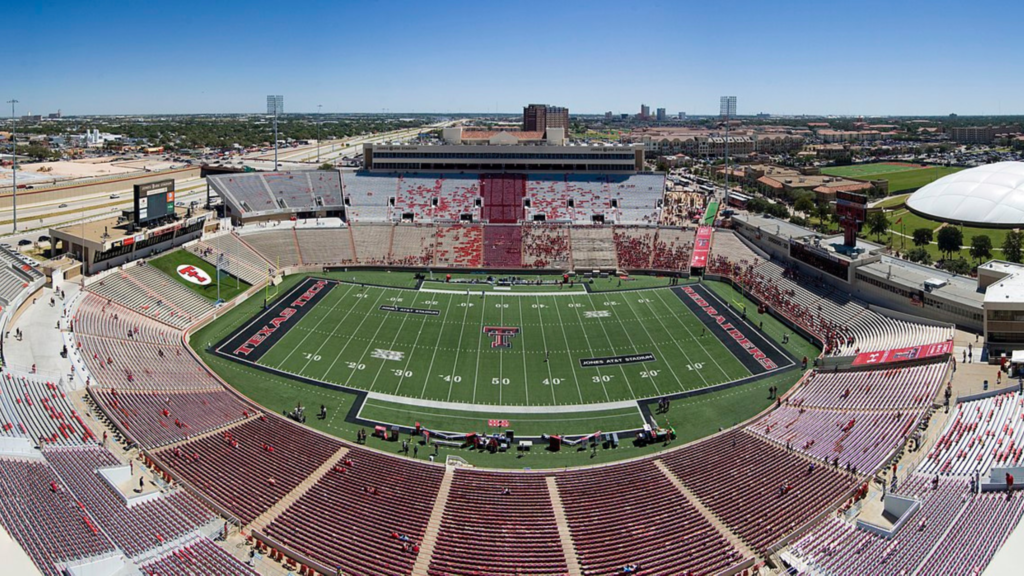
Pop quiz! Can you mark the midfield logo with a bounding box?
[483,326,520,349]
[371,349,405,361]
[585,310,611,318]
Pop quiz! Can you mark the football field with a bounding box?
[216,278,791,413]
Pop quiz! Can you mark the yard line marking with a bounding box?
[517,296,535,406]
[420,294,455,399]
[317,288,389,381]
[654,288,735,380]
[446,292,473,402]
[564,294,611,402]
[534,295,558,405]
[355,290,422,392]
[266,282,355,369]
[618,294,680,397]
[498,295,504,405]
[644,290,710,388]
[551,294,586,404]
[471,292,487,404]
[584,291,636,399]
[393,292,437,397]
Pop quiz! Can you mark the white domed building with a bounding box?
[906,161,1024,227]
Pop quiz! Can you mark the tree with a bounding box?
[970,234,993,263]
[906,247,933,265]
[318,162,335,171]
[866,211,890,241]
[1003,230,1024,263]
[944,257,972,275]
[936,226,963,259]
[794,196,815,215]
[912,228,934,247]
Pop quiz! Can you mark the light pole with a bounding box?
[317,104,322,164]
[216,252,225,303]
[7,99,18,232]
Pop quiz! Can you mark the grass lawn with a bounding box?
[823,164,962,194]
[191,274,811,469]
[878,208,1010,261]
[871,166,962,193]
[148,250,251,302]
[874,193,911,209]
[822,163,924,179]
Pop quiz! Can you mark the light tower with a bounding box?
[7,99,18,232]
[317,104,323,164]
[267,95,284,169]
[719,96,737,203]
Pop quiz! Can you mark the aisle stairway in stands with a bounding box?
[654,460,756,563]
[546,476,583,576]
[410,466,455,576]
[249,446,350,534]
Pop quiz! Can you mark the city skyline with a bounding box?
[4,0,1023,116]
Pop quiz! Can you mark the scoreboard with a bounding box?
[134,179,175,225]
[835,190,868,223]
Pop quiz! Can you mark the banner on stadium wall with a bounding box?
[689,226,713,269]
[851,340,954,367]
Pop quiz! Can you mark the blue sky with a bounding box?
[6,0,1023,116]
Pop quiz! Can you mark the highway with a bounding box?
[0,120,461,257]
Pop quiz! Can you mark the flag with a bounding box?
[895,217,903,225]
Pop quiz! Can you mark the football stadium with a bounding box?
[3,121,1023,576]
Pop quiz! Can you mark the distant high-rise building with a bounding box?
[267,95,284,115]
[656,108,667,122]
[605,111,613,120]
[523,104,569,134]
[720,96,737,118]
[640,104,650,120]
[678,112,686,119]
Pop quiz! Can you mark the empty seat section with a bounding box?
[153,416,342,525]
[92,388,249,449]
[0,371,93,446]
[660,429,856,554]
[429,470,567,576]
[390,224,436,266]
[295,228,355,265]
[237,229,302,268]
[0,458,116,576]
[140,537,257,576]
[263,446,444,576]
[481,175,525,223]
[556,459,741,575]
[45,446,214,559]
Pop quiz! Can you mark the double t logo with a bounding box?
[483,326,520,349]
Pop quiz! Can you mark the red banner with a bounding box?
[690,226,713,269]
[488,420,510,428]
[851,340,953,367]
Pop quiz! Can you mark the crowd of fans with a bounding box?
[521,225,571,268]
[613,228,654,269]
[659,191,708,226]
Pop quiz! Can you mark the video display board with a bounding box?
[134,179,175,225]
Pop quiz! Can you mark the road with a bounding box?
[0,178,209,251]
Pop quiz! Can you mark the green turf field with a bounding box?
[823,164,961,194]
[148,250,251,302]
[191,272,813,468]
[253,282,752,407]
[821,163,923,178]
[876,166,962,193]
